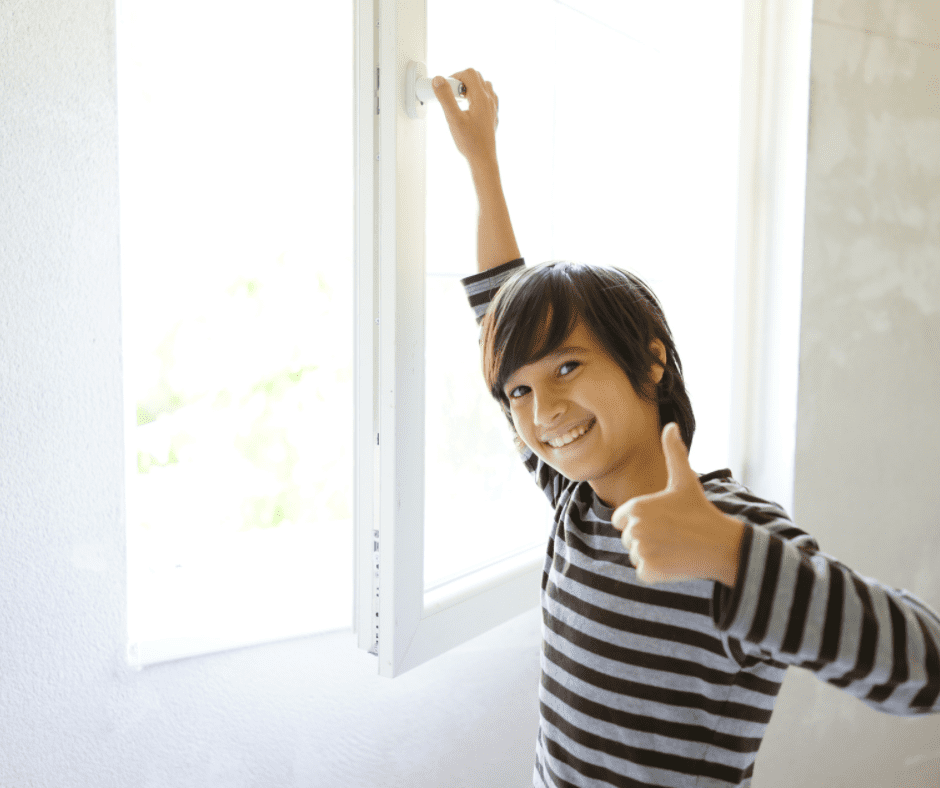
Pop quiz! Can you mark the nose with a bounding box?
[532,386,566,428]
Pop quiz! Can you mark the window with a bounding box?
[120,0,354,665]
[356,0,811,677]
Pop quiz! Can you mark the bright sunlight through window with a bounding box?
[119,0,353,661]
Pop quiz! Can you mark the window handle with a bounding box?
[406,61,465,119]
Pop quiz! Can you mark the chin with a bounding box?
[544,458,594,482]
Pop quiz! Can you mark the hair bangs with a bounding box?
[482,265,583,406]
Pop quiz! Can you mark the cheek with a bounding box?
[594,382,635,418]
[510,409,541,451]
[510,409,528,439]
[595,383,654,433]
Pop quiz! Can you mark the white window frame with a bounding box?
[354,0,813,678]
[353,0,543,679]
[730,0,814,515]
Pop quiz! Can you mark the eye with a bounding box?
[507,385,530,400]
[558,361,580,377]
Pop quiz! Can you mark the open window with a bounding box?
[354,0,812,677]
[120,0,355,666]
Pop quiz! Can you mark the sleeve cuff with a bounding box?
[462,259,526,324]
[712,524,755,633]
[713,523,811,647]
[460,258,525,287]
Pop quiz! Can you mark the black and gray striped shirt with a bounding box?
[462,259,940,788]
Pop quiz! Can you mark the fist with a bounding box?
[612,423,745,586]
[432,68,499,166]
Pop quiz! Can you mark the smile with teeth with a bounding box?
[543,419,596,448]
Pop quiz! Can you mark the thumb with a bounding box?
[433,76,462,125]
[662,422,695,491]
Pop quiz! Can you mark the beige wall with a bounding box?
[753,1,940,785]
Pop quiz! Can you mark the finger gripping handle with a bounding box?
[415,76,465,103]
[406,61,465,119]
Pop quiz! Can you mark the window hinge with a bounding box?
[368,528,380,655]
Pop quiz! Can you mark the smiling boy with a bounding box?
[434,69,940,788]
[499,323,668,508]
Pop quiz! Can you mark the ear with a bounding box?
[649,339,667,385]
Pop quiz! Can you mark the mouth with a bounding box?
[542,418,596,449]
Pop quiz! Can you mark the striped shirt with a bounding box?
[462,259,940,788]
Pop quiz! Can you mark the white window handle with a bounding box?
[406,61,465,119]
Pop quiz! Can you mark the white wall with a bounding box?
[752,1,940,785]
[5,0,940,786]
[0,1,541,786]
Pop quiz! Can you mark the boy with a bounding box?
[432,70,940,788]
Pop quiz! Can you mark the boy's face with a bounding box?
[502,321,666,507]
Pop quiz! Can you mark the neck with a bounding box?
[591,435,669,510]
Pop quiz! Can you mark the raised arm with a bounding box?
[432,69,520,273]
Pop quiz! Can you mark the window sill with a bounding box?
[127,519,352,668]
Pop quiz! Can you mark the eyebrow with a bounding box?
[541,344,591,361]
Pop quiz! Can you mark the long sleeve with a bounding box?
[714,519,940,715]
[460,257,525,324]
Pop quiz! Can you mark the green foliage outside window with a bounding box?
[131,253,351,538]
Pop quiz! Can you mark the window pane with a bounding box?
[423,275,553,591]
[119,0,353,645]
[425,0,742,588]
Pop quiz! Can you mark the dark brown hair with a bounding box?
[480,261,695,449]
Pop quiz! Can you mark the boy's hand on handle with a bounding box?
[433,69,500,170]
[432,67,519,272]
[612,423,746,587]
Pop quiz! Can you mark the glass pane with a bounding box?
[425,0,742,588]
[119,0,353,643]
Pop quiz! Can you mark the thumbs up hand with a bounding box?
[612,423,746,586]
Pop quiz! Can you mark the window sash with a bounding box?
[354,0,812,678]
[354,0,542,678]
